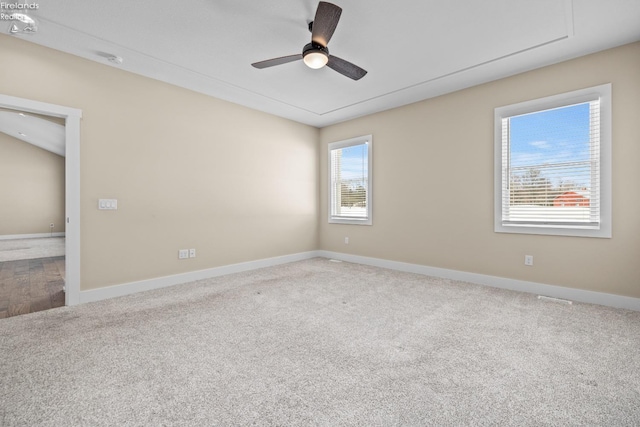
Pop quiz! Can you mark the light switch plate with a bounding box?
[98,199,118,210]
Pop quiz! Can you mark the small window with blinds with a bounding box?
[494,84,611,238]
[328,135,372,225]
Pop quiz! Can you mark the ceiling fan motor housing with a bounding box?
[303,43,329,57]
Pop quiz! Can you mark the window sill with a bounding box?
[495,223,611,238]
[329,217,372,226]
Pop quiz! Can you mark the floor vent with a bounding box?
[537,295,573,305]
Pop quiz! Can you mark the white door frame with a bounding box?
[0,94,82,306]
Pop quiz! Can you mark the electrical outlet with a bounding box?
[345,237,349,244]
[50,223,54,228]
[525,255,534,266]
[178,249,189,259]
[189,248,196,258]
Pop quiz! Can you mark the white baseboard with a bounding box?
[318,250,640,312]
[79,251,320,304]
[0,232,66,240]
[78,249,640,312]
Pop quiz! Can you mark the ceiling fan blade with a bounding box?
[326,55,367,80]
[252,54,302,69]
[311,2,342,47]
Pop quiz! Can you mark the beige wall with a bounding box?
[0,132,65,236]
[2,33,637,299]
[320,42,640,299]
[0,34,319,290]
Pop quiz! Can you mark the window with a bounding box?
[328,135,372,225]
[494,84,611,238]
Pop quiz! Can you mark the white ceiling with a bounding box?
[4,0,640,127]
[0,110,65,156]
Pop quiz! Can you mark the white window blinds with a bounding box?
[501,100,600,228]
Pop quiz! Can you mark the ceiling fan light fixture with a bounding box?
[303,43,329,69]
[303,51,328,69]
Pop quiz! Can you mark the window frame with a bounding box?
[328,135,373,225]
[494,84,612,238]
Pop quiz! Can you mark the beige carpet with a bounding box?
[1,258,639,426]
[0,237,65,262]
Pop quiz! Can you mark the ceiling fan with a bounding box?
[251,1,367,81]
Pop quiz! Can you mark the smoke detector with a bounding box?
[107,55,123,65]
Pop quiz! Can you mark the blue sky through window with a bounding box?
[339,143,368,182]
[509,102,591,188]
[510,102,590,168]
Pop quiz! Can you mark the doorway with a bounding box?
[0,94,81,311]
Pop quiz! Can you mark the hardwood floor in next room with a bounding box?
[0,257,65,319]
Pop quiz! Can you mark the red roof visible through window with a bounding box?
[553,191,590,207]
